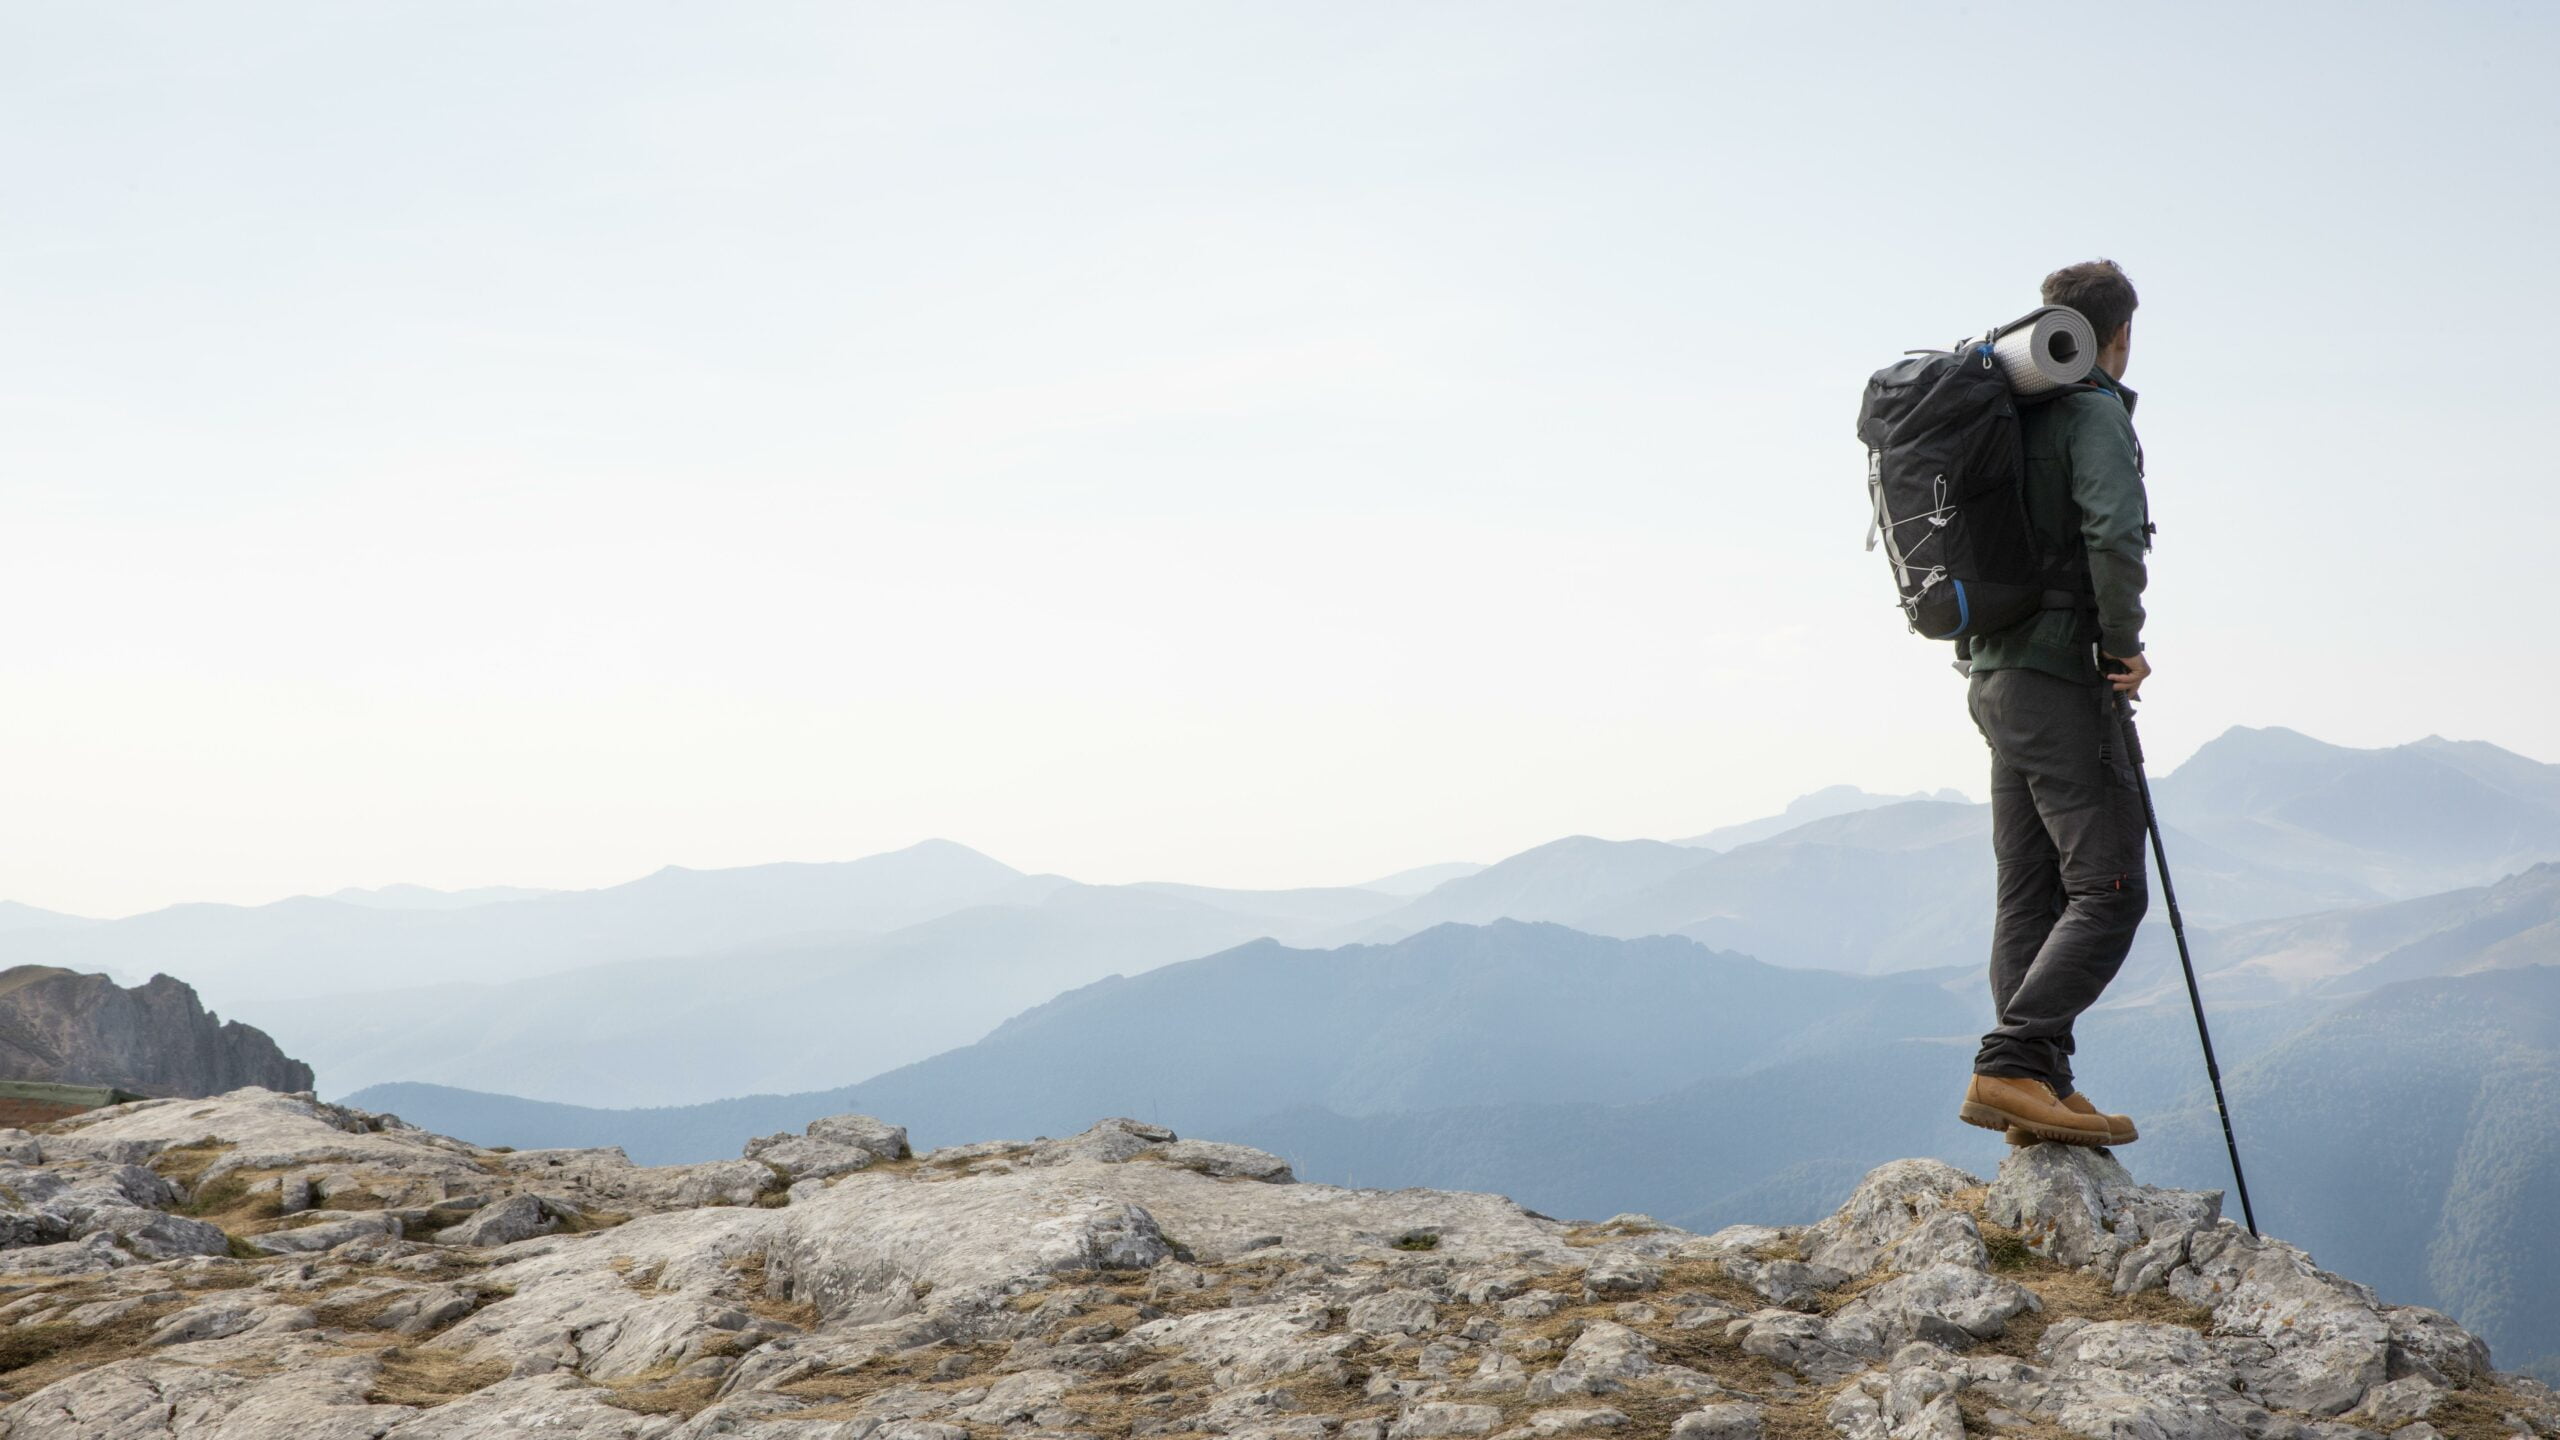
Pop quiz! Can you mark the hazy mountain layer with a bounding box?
[0,837,1039,1003]
[346,1079,867,1164]
[2141,963,2560,1381]
[271,881,1362,1106]
[322,883,561,910]
[1337,729,2560,971]
[840,921,1982,1143]
[2153,726,2560,900]
[336,920,2559,1380]
[1675,782,1969,849]
[0,901,95,934]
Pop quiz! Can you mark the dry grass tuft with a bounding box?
[177,1170,285,1225]
[1562,1215,1675,1249]
[2429,1383,2557,1440]
[365,1345,509,1407]
[1977,1235,2218,1361]
[185,1260,266,1288]
[1983,1229,2037,1272]
[1067,1362,1228,1433]
[729,1253,820,1329]
[148,1140,235,1189]
[558,1206,628,1235]
[774,1341,1028,1420]
[598,1364,725,1416]
[0,1323,81,1375]
[0,1301,185,1392]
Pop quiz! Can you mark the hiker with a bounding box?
[1951,259,2153,1149]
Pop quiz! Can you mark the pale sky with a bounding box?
[5,2,2554,918]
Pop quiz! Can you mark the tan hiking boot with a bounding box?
[1960,1074,2113,1147]
[2004,1089,2138,1146]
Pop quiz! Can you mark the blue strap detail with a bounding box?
[1928,579,1971,640]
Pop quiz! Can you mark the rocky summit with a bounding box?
[0,1089,2549,1440]
[0,968,312,1100]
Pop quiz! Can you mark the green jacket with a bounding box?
[1965,370,2150,684]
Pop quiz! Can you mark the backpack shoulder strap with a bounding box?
[2014,380,2105,407]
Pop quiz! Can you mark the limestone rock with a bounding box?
[1673,1401,1765,1440]
[434,1192,580,1247]
[1734,1309,1882,1382]
[248,1211,403,1254]
[1828,1359,1969,1440]
[1349,1288,1440,1336]
[1151,1137,1296,1182]
[1832,1262,2040,1350]
[0,1093,2542,1440]
[1581,1252,1663,1295]
[1390,1401,1504,1437]
[2169,1224,2396,1416]
[1986,1142,2221,1270]
[72,1204,230,1259]
[743,1112,911,1181]
[1722,1254,1851,1309]
[1529,1320,1660,1397]
[1802,1159,1981,1276]
[804,1112,910,1159]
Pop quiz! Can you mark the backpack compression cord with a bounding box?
[2112,694,2260,1237]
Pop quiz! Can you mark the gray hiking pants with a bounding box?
[1967,666,2150,1095]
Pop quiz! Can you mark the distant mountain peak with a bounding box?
[324,882,562,911]
[0,900,100,934]
[1778,783,1966,816]
[1353,861,1486,896]
[2191,724,2345,756]
[1679,786,1971,851]
[904,836,1003,859]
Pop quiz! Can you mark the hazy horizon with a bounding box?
[7,719,2545,921]
[8,2,2555,917]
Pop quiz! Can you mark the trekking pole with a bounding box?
[2112,690,2260,1238]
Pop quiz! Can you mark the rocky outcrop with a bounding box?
[0,1089,2548,1440]
[0,967,311,1098]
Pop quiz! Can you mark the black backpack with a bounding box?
[1858,338,2093,643]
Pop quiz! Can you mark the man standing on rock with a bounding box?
[1955,259,2153,1150]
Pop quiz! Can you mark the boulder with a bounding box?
[1802,1159,1981,1276]
[1832,1262,2040,1350]
[743,1112,911,1181]
[435,1192,581,1247]
[805,1112,908,1156]
[1390,1401,1504,1438]
[1348,1289,1440,1336]
[1151,1138,1296,1182]
[1673,1402,1766,1440]
[247,1211,402,1254]
[1986,1143,2220,1270]
[71,1205,230,1259]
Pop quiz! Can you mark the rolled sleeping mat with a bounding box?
[1987,305,2097,395]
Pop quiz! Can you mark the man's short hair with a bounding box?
[2041,259,2138,345]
